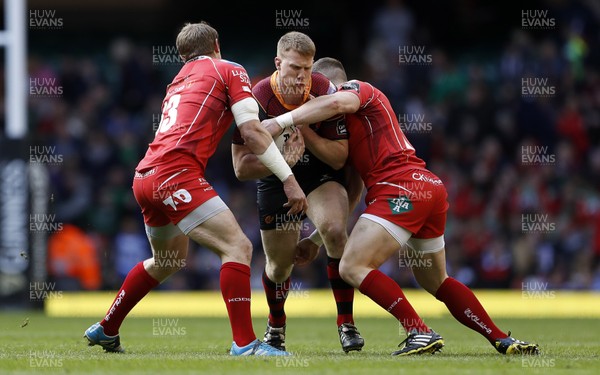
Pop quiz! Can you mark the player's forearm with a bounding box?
[234,153,276,180]
[237,121,292,181]
[302,131,348,170]
[275,93,358,129]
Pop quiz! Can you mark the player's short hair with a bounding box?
[277,31,316,58]
[313,57,348,84]
[176,21,219,62]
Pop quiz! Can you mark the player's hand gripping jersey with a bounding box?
[233,71,348,194]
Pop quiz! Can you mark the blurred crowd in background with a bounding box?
[21,0,600,292]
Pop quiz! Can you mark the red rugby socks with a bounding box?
[435,277,507,342]
[100,261,159,336]
[359,269,430,333]
[220,262,257,347]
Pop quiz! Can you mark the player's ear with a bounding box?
[214,38,221,54]
[274,56,281,70]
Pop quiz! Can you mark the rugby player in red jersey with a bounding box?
[231,32,364,353]
[84,21,307,356]
[263,57,540,356]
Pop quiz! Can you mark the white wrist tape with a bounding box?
[275,112,294,130]
[308,229,324,246]
[257,142,293,181]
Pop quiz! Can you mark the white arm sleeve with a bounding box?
[231,97,259,126]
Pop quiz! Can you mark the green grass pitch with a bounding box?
[0,312,598,374]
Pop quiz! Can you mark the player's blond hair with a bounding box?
[176,21,219,62]
[276,31,316,58]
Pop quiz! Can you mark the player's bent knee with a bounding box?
[319,222,347,253]
[338,258,361,288]
[225,235,253,264]
[265,262,293,283]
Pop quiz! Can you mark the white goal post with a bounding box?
[0,0,27,139]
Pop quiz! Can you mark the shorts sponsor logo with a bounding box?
[388,196,412,214]
[411,172,442,185]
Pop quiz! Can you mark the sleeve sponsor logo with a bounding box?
[336,120,347,135]
[232,70,251,85]
[340,81,360,93]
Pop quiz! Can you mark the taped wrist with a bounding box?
[256,142,293,182]
[275,112,294,130]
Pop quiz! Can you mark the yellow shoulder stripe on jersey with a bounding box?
[269,71,312,111]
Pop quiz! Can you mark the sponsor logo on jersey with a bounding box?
[412,172,443,185]
[387,196,413,214]
[319,173,332,182]
[232,70,251,85]
[336,120,347,135]
[340,81,360,92]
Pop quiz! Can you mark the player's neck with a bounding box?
[272,71,309,107]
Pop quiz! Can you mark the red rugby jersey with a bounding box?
[339,80,427,190]
[137,56,253,173]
